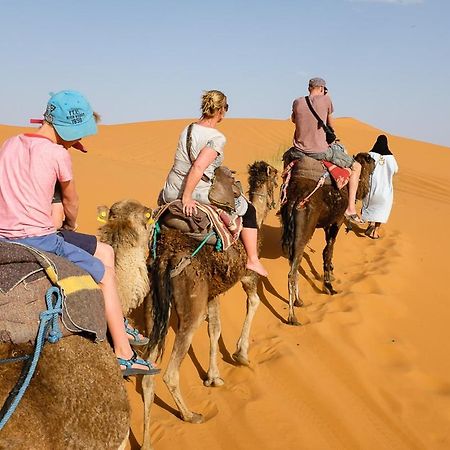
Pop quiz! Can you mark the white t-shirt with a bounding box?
[162,124,226,204]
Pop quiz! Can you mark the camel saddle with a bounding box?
[0,241,106,345]
[153,200,242,251]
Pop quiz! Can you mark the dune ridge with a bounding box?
[1,118,449,449]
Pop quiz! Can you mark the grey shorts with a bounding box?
[308,142,354,168]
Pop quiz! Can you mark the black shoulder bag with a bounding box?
[305,96,337,145]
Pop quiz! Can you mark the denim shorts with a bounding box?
[308,142,354,168]
[57,230,97,255]
[7,233,105,283]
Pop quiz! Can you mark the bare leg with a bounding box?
[371,222,381,238]
[233,274,260,366]
[204,297,224,387]
[345,161,362,216]
[240,227,268,277]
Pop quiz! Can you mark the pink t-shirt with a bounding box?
[0,134,73,238]
[292,95,334,153]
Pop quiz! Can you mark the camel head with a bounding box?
[97,200,153,250]
[247,161,278,228]
[354,152,376,200]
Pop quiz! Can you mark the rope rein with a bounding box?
[0,286,63,431]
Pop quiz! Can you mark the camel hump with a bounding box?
[0,241,106,345]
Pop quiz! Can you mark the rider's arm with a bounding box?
[182,146,218,215]
[59,179,79,230]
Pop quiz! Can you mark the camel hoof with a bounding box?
[294,298,303,307]
[287,317,301,326]
[184,412,204,424]
[323,283,337,295]
[203,377,225,387]
[232,352,250,366]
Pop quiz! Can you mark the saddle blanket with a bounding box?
[153,200,242,251]
[0,241,106,345]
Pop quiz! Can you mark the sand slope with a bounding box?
[1,118,449,449]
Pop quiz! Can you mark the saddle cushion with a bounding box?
[0,241,106,345]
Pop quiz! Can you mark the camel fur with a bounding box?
[280,152,375,325]
[1,307,129,449]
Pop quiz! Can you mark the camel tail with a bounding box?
[280,202,296,262]
[148,261,172,359]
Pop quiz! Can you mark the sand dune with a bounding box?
[1,118,449,449]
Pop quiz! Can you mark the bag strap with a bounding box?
[186,123,210,182]
[305,96,325,129]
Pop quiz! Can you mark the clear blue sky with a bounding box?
[1,0,449,147]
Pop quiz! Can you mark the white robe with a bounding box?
[361,152,399,223]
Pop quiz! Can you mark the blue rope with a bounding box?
[152,221,161,259]
[191,231,216,257]
[0,286,63,431]
[215,236,223,252]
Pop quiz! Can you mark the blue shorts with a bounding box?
[7,233,105,283]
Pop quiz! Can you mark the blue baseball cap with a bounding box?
[44,90,97,141]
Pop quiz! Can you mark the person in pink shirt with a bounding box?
[0,90,159,376]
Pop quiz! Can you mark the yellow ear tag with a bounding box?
[97,211,107,223]
[145,212,154,225]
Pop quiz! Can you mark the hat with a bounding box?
[44,90,97,141]
[308,77,327,88]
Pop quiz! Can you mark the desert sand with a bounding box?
[1,117,449,449]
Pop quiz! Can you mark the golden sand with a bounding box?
[2,118,449,449]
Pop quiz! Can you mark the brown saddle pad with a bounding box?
[282,148,332,185]
[0,241,106,344]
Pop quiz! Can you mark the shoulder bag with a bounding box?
[305,96,337,145]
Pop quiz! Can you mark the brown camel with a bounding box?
[280,152,375,325]
[98,161,278,447]
[0,266,129,449]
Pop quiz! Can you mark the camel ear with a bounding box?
[97,205,109,223]
[144,207,154,225]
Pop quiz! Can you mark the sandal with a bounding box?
[118,349,161,376]
[364,225,375,237]
[124,318,149,346]
[344,213,365,225]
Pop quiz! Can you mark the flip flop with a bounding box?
[118,349,161,377]
[368,234,380,240]
[344,213,365,225]
[124,318,149,346]
[364,226,375,237]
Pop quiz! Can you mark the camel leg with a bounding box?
[204,296,224,387]
[287,209,318,325]
[118,429,130,450]
[233,274,260,366]
[141,347,159,450]
[163,287,207,423]
[323,224,340,295]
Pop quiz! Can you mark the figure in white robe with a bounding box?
[361,135,398,239]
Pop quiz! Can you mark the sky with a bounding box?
[0,0,449,147]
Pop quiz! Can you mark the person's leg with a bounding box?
[371,222,381,238]
[94,241,147,343]
[241,204,268,277]
[345,160,362,217]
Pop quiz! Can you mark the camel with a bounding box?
[97,160,278,448]
[280,152,375,325]
[0,266,129,449]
